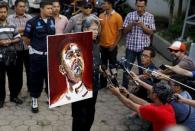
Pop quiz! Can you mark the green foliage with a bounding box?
[115,3,132,19]
[158,17,195,50]
[186,27,195,41]
[159,18,183,42]
[163,0,175,7]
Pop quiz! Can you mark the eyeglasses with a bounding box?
[141,54,151,58]
[83,5,92,9]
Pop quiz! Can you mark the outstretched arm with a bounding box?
[175,93,195,107]
[165,65,193,78]
[130,71,153,92]
[109,87,141,115]
[119,87,149,105]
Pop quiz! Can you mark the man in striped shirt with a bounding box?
[7,0,32,97]
[122,0,156,89]
[0,1,22,108]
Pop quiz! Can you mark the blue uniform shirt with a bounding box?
[24,16,55,52]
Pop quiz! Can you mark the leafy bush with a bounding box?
[159,18,183,42]
[158,17,195,50]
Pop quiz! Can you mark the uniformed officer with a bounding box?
[64,0,95,33]
[0,1,22,108]
[23,1,55,113]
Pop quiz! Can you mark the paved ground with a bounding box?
[0,44,170,131]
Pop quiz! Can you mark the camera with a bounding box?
[3,51,17,66]
[159,64,167,70]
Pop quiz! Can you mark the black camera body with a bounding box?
[4,51,17,66]
[0,46,17,66]
[159,64,167,70]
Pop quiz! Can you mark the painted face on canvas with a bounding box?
[60,43,84,83]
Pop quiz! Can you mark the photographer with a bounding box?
[164,65,195,98]
[0,2,22,108]
[168,76,195,131]
[162,41,195,76]
[131,72,195,130]
[109,81,176,131]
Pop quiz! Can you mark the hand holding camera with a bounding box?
[109,86,120,96]
[119,87,130,98]
[173,93,187,103]
[109,86,130,98]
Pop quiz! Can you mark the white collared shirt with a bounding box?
[49,80,92,108]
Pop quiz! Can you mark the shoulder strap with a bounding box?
[177,105,191,124]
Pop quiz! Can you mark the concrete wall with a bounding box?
[152,33,172,61]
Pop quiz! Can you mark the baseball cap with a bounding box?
[168,41,186,52]
[80,0,93,7]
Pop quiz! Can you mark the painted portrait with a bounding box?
[47,32,93,108]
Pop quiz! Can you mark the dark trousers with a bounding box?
[29,54,48,98]
[0,62,18,101]
[100,46,118,88]
[15,50,29,92]
[72,91,98,131]
[122,49,143,88]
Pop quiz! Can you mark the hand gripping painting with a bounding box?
[47,32,93,108]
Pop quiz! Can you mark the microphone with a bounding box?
[109,64,117,75]
[116,57,127,70]
[118,57,126,66]
[101,65,119,87]
[118,57,139,86]
[145,69,159,78]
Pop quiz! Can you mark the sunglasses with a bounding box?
[83,5,92,9]
[169,49,179,53]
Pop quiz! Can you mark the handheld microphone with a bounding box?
[101,65,119,87]
[118,57,140,86]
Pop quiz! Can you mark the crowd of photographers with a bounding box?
[0,0,195,131]
[109,40,195,131]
